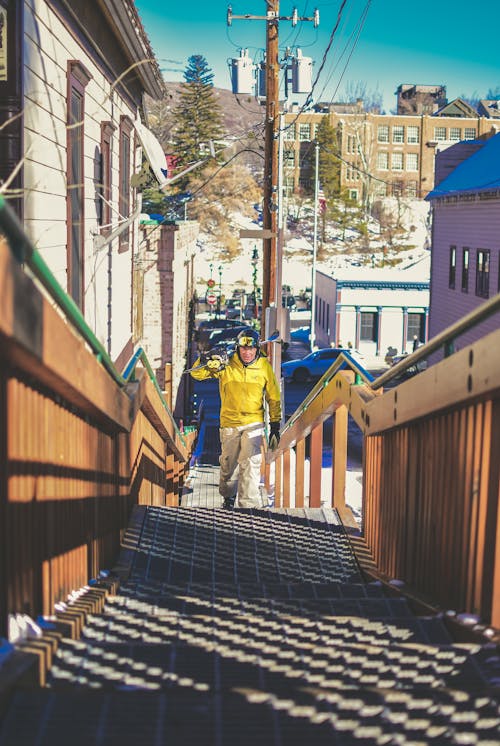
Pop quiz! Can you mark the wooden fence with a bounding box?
[0,239,194,635]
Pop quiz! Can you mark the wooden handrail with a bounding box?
[0,235,195,635]
[268,328,500,629]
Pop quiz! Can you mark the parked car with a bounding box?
[226,306,242,320]
[196,318,245,349]
[281,347,359,383]
[290,326,310,343]
[282,295,297,311]
[206,324,254,349]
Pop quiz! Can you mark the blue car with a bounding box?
[290,326,310,343]
[281,347,357,383]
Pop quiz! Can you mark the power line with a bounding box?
[280,0,351,136]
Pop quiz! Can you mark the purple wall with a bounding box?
[429,197,500,352]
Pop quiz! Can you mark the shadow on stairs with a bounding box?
[0,506,499,745]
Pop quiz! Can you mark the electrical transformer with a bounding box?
[291,49,312,94]
[229,49,255,95]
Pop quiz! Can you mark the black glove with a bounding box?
[269,422,280,450]
[206,354,225,372]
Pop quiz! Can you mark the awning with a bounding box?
[134,120,168,188]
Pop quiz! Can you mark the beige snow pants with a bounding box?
[219,422,265,508]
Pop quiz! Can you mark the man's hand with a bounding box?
[269,422,280,450]
[206,354,225,372]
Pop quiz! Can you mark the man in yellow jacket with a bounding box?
[190,328,281,509]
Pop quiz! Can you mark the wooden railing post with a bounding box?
[295,439,305,508]
[283,449,291,508]
[309,425,323,508]
[332,405,348,509]
[166,452,176,506]
[275,454,283,508]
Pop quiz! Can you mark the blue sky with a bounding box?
[135,0,500,112]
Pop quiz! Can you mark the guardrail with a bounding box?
[0,198,195,636]
[267,321,500,630]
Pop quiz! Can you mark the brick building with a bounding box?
[137,220,199,416]
[283,94,500,203]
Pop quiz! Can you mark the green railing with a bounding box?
[0,195,186,445]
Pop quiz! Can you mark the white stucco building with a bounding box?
[313,257,430,358]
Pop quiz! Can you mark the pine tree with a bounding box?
[316,117,340,201]
[171,55,224,182]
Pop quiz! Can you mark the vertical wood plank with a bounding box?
[309,425,323,508]
[295,439,305,508]
[332,406,348,510]
[283,449,291,508]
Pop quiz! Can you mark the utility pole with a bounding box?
[262,0,280,336]
[228,3,319,340]
[310,140,319,350]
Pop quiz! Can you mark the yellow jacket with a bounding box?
[190,351,281,428]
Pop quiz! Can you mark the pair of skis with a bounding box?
[185,331,280,374]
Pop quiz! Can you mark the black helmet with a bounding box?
[236,328,260,349]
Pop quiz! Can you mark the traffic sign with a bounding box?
[207,279,216,288]
[206,293,217,305]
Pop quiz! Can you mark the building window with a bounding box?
[464,127,476,140]
[375,182,387,197]
[392,180,403,196]
[360,311,378,342]
[284,123,295,141]
[298,123,311,141]
[312,123,319,140]
[284,148,295,167]
[434,126,447,141]
[284,176,294,195]
[346,135,356,153]
[119,116,133,252]
[449,127,461,141]
[299,177,312,192]
[406,181,418,197]
[377,151,388,170]
[99,122,114,230]
[67,60,92,310]
[348,188,359,201]
[449,246,456,289]
[377,125,389,143]
[392,125,404,143]
[461,247,469,292]
[475,249,490,298]
[391,152,403,170]
[407,313,424,343]
[406,152,418,171]
[407,126,420,144]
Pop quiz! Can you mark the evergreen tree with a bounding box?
[171,55,224,182]
[316,117,340,201]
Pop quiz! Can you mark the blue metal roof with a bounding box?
[426,133,500,199]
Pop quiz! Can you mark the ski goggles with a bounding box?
[237,335,259,348]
